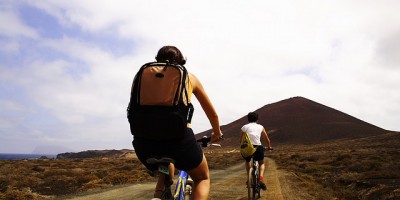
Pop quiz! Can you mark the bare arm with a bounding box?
[239,132,244,144]
[190,73,223,142]
[261,128,272,149]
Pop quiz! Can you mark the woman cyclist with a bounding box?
[131,46,223,199]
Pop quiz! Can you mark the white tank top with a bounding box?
[241,122,264,145]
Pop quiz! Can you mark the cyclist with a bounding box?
[240,112,272,190]
[131,46,223,200]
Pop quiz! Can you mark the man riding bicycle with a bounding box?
[240,112,273,190]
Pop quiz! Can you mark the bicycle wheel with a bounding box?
[252,172,258,200]
[247,168,254,200]
[254,170,261,199]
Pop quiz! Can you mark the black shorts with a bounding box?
[242,145,264,162]
[132,128,203,171]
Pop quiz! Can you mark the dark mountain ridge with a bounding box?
[197,96,389,147]
[56,149,134,159]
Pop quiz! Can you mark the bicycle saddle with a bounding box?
[146,157,175,165]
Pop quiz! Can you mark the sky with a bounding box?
[1,0,400,154]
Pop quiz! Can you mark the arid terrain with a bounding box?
[1,96,399,199]
[58,157,303,200]
[1,132,399,200]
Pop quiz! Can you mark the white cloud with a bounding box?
[0,10,39,39]
[1,0,400,153]
[0,40,20,53]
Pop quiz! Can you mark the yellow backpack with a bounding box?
[240,131,256,157]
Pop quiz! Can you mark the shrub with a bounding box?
[80,179,110,191]
[102,173,131,185]
[0,176,8,193]
[38,175,78,195]
[4,187,47,200]
[335,153,352,162]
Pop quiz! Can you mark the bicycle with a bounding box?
[247,154,261,200]
[247,146,273,200]
[146,157,192,200]
[147,136,218,200]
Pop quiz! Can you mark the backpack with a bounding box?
[240,131,256,157]
[127,61,194,140]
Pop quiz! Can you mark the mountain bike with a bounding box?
[147,136,218,200]
[247,146,273,200]
[146,157,191,200]
[247,154,261,200]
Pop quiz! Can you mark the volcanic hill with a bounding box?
[197,96,388,147]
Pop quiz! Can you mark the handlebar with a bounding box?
[264,146,274,151]
[196,136,211,147]
[196,135,223,147]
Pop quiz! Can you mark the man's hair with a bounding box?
[155,46,186,65]
[247,112,258,122]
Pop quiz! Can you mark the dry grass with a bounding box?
[0,157,151,199]
[1,132,398,200]
[269,132,400,200]
[0,147,241,200]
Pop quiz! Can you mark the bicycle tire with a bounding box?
[252,170,258,200]
[254,169,261,199]
[248,161,261,200]
[247,168,254,200]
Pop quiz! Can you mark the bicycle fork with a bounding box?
[173,170,192,199]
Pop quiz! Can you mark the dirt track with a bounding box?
[64,158,307,200]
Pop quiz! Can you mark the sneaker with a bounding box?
[259,181,267,190]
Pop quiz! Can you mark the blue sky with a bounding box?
[1,0,400,154]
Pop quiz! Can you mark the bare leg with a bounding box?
[258,159,265,180]
[245,161,251,175]
[187,154,210,200]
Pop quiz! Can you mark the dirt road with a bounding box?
[64,158,305,200]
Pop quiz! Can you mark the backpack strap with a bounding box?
[130,63,147,106]
[176,64,190,106]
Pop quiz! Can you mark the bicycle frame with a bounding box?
[173,170,193,200]
[153,161,192,200]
